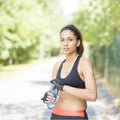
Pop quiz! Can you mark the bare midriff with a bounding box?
[54,91,87,111]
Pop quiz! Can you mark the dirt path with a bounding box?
[0,58,119,120]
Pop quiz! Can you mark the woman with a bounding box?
[42,24,97,119]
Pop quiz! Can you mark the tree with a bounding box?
[0,0,66,65]
[72,0,120,91]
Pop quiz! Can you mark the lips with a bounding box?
[63,48,69,51]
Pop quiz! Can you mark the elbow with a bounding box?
[91,96,97,102]
[89,93,97,102]
[89,89,97,102]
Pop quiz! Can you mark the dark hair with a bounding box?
[60,24,84,57]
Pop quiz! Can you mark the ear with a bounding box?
[77,40,80,47]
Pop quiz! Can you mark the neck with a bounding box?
[65,53,79,63]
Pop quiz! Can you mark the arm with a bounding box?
[63,57,97,101]
[42,61,61,103]
[51,61,60,79]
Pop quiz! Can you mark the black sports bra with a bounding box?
[56,56,85,88]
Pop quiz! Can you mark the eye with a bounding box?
[60,39,64,41]
[68,38,73,41]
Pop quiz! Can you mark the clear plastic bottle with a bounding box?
[47,86,57,110]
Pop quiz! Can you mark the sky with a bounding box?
[59,0,80,21]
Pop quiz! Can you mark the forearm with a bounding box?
[63,85,97,101]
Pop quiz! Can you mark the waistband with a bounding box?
[52,108,85,117]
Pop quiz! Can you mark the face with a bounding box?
[60,30,80,55]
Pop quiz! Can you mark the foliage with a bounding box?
[73,0,120,47]
[0,0,66,65]
[72,0,120,93]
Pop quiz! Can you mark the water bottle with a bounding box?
[47,86,57,110]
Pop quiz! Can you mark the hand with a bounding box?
[50,79,64,90]
[41,91,54,104]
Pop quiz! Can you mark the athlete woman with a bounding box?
[41,24,97,119]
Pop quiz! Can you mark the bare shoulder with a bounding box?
[52,60,63,79]
[80,56,91,64]
[53,60,62,70]
[79,56,93,70]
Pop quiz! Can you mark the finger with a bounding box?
[46,96,55,101]
[47,92,53,96]
[44,100,52,104]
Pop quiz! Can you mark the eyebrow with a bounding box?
[60,37,74,39]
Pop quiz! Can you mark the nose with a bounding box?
[64,40,68,46]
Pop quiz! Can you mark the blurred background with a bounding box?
[0,0,120,119]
